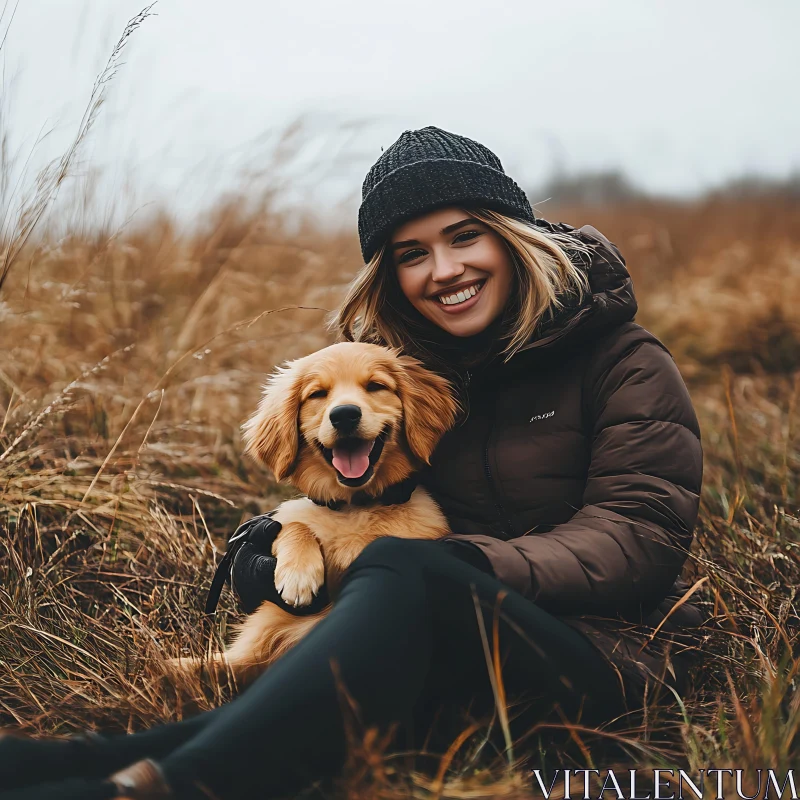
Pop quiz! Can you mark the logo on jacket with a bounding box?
[529,410,555,422]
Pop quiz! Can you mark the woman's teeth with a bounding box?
[436,281,484,305]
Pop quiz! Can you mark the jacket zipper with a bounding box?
[483,399,515,540]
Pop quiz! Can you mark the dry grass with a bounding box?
[1,189,799,797]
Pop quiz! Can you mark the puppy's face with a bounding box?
[242,342,460,499]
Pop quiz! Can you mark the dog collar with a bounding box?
[308,474,420,511]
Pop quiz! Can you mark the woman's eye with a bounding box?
[308,389,328,400]
[366,382,388,392]
[453,230,482,244]
[397,248,426,264]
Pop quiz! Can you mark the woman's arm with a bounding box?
[231,520,493,614]
[447,331,703,620]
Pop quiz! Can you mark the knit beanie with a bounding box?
[358,126,536,263]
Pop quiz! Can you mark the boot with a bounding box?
[110,759,175,799]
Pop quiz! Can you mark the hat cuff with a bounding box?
[358,159,535,262]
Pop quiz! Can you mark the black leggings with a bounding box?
[96,537,629,799]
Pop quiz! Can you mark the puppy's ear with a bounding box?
[393,355,460,465]
[242,361,305,482]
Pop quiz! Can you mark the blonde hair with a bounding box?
[328,208,593,377]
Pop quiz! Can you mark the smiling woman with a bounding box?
[205,128,703,800]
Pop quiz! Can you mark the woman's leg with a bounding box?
[0,717,217,791]
[156,536,436,799]
[1,536,626,799]
[403,541,628,756]
[152,537,625,799]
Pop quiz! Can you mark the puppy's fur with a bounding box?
[165,342,460,688]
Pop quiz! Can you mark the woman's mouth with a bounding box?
[433,280,486,314]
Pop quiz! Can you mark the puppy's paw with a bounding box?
[274,553,325,607]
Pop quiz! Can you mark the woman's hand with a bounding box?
[225,514,330,616]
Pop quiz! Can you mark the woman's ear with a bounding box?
[242,361,305,482]
[394,355,460,465]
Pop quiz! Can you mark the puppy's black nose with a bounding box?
[329,404,362,433]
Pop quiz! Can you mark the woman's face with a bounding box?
[390,206,514,338]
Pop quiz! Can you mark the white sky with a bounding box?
[2,0,799,227]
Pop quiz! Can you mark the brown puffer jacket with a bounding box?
[423,218,705,711]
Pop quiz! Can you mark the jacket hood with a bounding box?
[514,220,638,355]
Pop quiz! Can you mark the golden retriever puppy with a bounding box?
[165,341,460,688]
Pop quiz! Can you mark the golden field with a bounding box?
[1,190,799,798]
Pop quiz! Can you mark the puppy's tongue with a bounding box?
[332,440,374,479]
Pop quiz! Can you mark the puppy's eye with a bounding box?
[366,382,388,392]
[308,389,328,400]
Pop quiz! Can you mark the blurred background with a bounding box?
[4,0,800,227]
[1,0,799,774]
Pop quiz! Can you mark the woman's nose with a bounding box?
[430,249,465,282]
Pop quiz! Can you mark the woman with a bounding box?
[0,127,704,800]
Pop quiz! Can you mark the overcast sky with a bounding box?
[3,0,799,226]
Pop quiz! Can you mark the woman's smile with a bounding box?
[429,278,487,314]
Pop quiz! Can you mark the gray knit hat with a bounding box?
[357,126,535,263]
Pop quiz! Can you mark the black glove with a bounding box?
[205,512,330,616]
[232,515,331,616]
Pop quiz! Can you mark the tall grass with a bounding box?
[1,190,799,795]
